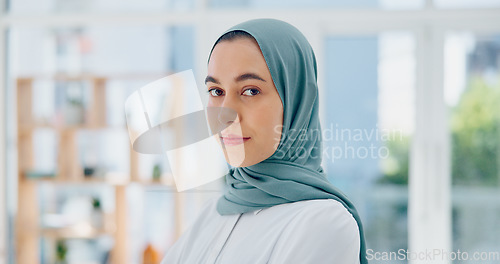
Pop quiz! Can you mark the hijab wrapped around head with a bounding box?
[208,18,367,263]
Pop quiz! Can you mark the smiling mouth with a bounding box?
[220,135,251,146]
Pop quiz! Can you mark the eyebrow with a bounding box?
[205,73,266,84]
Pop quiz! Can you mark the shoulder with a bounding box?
[200,195,220,213]
[160,196,223,262]
[176,196,220,234]
[193,195,220,222]
[278,199,361,250]
[262,198,359,233]
[294,198,352,213]
[290,199,359,231]
[268,199,361,263]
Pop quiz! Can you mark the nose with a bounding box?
[218,96,240,125]
[218,107,239,125]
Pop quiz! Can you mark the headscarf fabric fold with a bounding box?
[207,18,367,264]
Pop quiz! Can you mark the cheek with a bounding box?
[207,97,220,107]
[252,103,283,140]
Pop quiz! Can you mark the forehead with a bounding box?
[208,38,269,76]
[212,36,261,56]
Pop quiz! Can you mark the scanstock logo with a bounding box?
[124,70,243,191]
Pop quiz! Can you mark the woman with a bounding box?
[161,18,367,264]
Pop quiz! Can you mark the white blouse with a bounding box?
[161,196,361,264]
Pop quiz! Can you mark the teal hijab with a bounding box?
[208,18,367,263]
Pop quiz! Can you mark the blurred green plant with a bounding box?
[377,135,410,185]
[56,239,68,263]
[450,76,500,186]
[92,197,101,210]
[152,164,162,180]
[377,75,500,186]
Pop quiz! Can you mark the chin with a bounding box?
[224,154,257,168]
[226,157,251,168]
[227,155,268,168]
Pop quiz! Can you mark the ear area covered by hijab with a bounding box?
[207,19,368,264]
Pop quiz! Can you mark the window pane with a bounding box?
[7,0,194,14]
[324,32,415,262]
[445,32,500,257]
[11,26,164,75]
[435,0,500,9]
[208,0,424,9]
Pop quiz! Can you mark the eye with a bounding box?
[208,88,224,97]
[242,88,260,96]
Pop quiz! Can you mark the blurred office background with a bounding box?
[0,0,499,263]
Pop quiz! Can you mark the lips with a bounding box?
[220,134,250,146]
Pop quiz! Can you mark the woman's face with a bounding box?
[206,37,283,167]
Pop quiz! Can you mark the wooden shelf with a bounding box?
[40,226,113,240]
[26,176,177,188]
[15,75,185,264]
[16,74,187,264]
[18,123,125,132]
